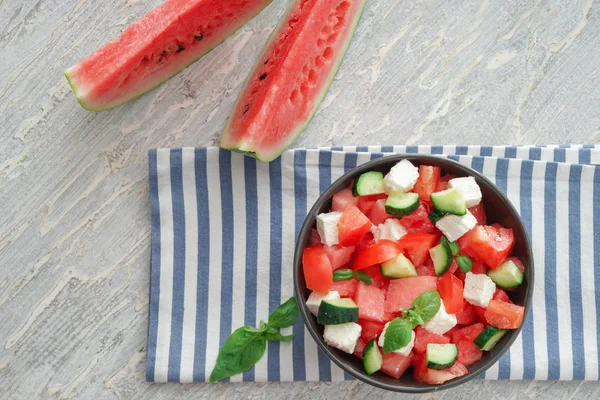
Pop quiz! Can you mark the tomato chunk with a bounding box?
[458,225,515,269]
[399,204,436,234]
[493,288,511,303]
[322,245,355,270]
[436,174,456,192]
[357,194,387,215]
[468,203,487,225]
[331,279,358,297]
[358,319,385,342]
[485,299,525,329]
[414,325,450,354]
[381,352,413,379]
[331,188,358,212]
[367,198,390,226]
[302,246,333,294]
[474,306,487,323]
[397,233,438,266]
[438,273,464,314]
[338,206,372,247]
[354,282,386,322]
[456,339,483,366]
[414,166,441,201]
[471,259,488,274]
[353,240,401,270]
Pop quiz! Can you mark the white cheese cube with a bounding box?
[371,218,408,241]
[316,211,342,246]
[449,177,482,207]
[435,211,477,242]
[306,291,340,316]
[423,301,457,335]
[378,322,416,357]
[383,159,419,194]
[323,322,362,354]
[464,272,496,307]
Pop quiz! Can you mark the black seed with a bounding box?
[176,44,185,53]
[260,73,267,80]
[264,59,269,65]
[142,56,149,63]
[243,104,250,115]
[194,34,204,41]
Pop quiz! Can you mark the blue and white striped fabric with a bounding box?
[146,145,600,383]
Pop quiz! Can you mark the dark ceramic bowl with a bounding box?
[293,154,534,393]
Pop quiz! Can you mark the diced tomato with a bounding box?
[455,301,478,325]
[331,188,358,212]
[456,339,483,366]
[358,319,385,342]
[356,232,374,251]
[458,225,515,269]
[357,194,387,215]
[322,245,356,271]
[416,259,436,276]
[353,240,401,270]
[485,299,525,329]
[338,206,372,247]
[451,322,485,343]
[506,256,526,272]
[367,198,390,226]
[413,325,450,354]
[414,166,441,201]
[362,265,389,290]
[354,337,367,359]
[385,276,438,313]
[331,279,358,297]
[474,306,487,323]
[413,353,468,384]
[399,204,436,234]
[493,288,511,303]
[354,282,387,322]
[381,352,413,379]
[468,203,487,225]
[438,273,464,314]
[302,246,333,294]
[309,229,321,246]
[471,259,487,274]
[397,233,438,266]
[447,259,459,275]
[436,174,456,192]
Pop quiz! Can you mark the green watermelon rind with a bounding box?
[221,0,367,162]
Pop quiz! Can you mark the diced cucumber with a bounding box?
[317,298,359,325]
[380,253,418,278]
[429,242,452,276]
[487,260,524,289]
[426,343,458,370]
[363,339,383,375]
[456,255,473,273]
[430,188,467,216]
[441,236,460,256]
[385,192,420,217]
[353,171,385,197]
[474,326,507,351]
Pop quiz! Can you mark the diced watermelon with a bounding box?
[414,166,441,201]
[367,198,390,226]
[381,352,413,379]
[435,174,457,192]
[358,319,385,342]
[468,203,487,225]
[447,259,459,275]
[474,306,487,324]
[332,188,358,212]
[322,245,355,270]
[354,282,386,322]
[471,259,487,274]
[493,288,511,303]
[455,301,478,325]
[309,228,322,246]
[506,256,526,273]
[338,206,372,247]
[357,194,387,215]
[456,339,483,367]
[413,353,468,384]
[485,299,525,329]
[331,279,358,297]
[413,325,450,354]
[354,337,367,359]
[416,259,436,276]
[397,233,438,266]
[399,204,436,234]
[362,265,389,290]
[456,269,466,281]
[458,225,515,269]
[385,276,438,313]
[444,325,461,340]
[451,322,485,343]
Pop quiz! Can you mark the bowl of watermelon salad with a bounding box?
[293,155,533,392]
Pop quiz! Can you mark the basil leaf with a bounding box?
[355,270,373,285]
[456,255,472,273]
[209,327,267,382]
[264,327,295,342]
[407,309,424,328]
[441,236,460,256]
[268,297,299,328]
[383,318,413,354]
[243,325,268,333]
[411,290,441,323]
[333,269,353,281]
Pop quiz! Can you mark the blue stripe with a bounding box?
[293,150,307,380]
[356,146,369,152]
[217,149,234,382]
[579,148,591,165]
[406,145,418,154]
[595,166,600,380]
[193,148,210,381]
[167,149,186,382]
[331,146,343,151]
[529,147,541,161]
[519,160,536,380]
[268,158,282,381]
[456,146,468,155]
[243,156,259,381]
[568,165,585,379]
[344,152,358,173]
[471,156,484,174]
[447,155,460,162]
[381,145,394,153]
[505,146,517,159]
[544,162,560,380]
[554,148,566,163]
[146,150,161,381]
[480,146,493,157]
[431,145,443,154]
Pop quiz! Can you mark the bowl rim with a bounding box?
[293,154,534,393]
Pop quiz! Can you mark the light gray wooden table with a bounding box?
[1,0,599,398]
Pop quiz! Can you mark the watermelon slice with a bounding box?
[65,0,273,111]
[221,0,367,161]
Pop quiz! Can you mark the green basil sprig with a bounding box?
[355,270,372,285]
[333,269,353,281]
[402,290,441,327]
[209,297,299,382]
[383,317,413,353]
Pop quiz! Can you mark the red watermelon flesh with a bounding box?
[385,276,437,313]
[221,0,367,161]
[65,0,272,111]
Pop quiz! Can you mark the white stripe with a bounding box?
[179,148,198,382]
[580,166,599,379]
[330,363,345,382]
[154,148,174,382]
[467,146,481,156]
[565,149,580,164]
[204,148,223,379]
[442,145,456,155]
[356,151,373,168]
[515,147,530,161]
[491,147,505,158]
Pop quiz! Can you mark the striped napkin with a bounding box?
[146,145,600,383]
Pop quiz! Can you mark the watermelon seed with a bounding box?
[264,59,269,65]
[243,104,250,115]
[176,45,185,53]
[194,34,204,41]
[260,73,267,80]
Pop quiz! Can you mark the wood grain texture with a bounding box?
[1,0,600,398]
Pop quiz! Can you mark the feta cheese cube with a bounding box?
[449,177,482,207]
[306,291,340,316]
[383,159,419,194]
[323,322,362,354]
[316,211,342,246]
[464,272,496,307]
[371,218,408,241]
[435,211,477,242]
[423,301,457,335]
[378,322,416,356]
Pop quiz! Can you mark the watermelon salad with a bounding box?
[302,159,526,385]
